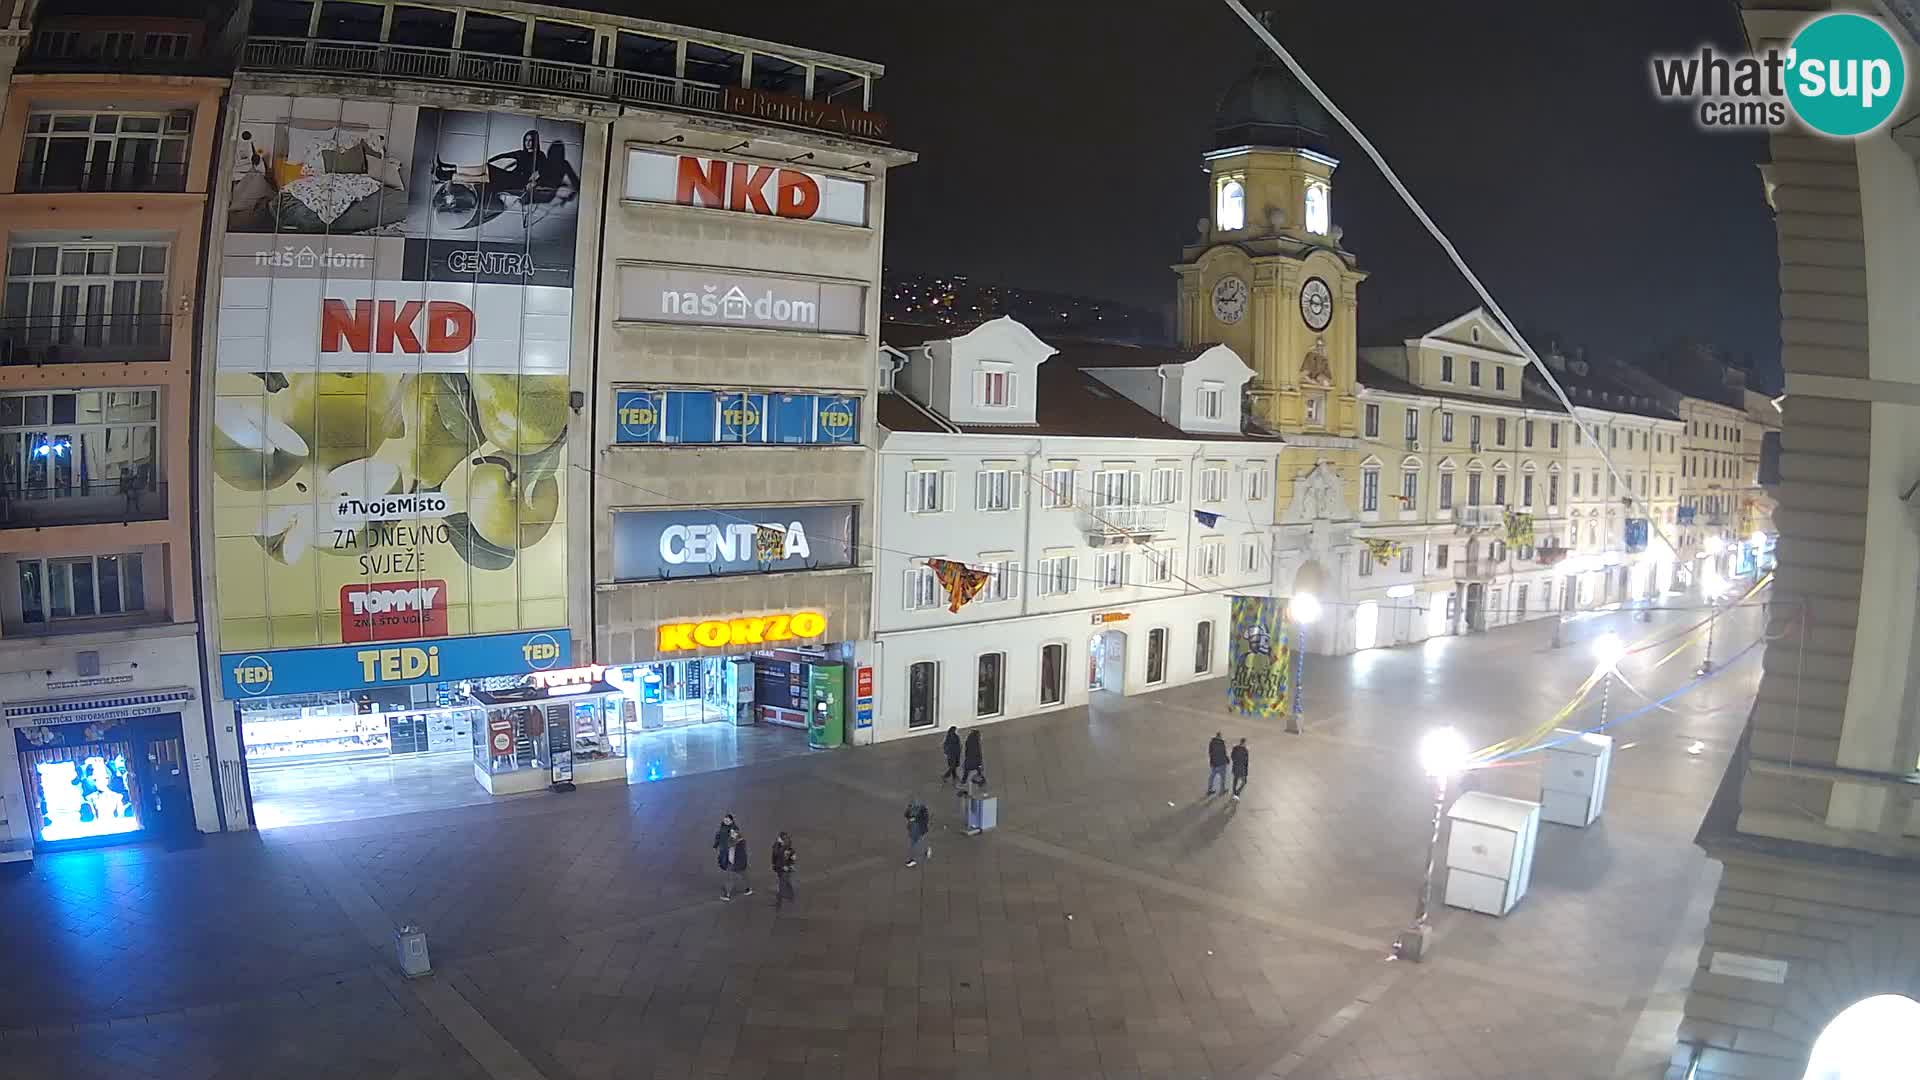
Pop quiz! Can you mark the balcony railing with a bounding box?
[0,316,173,366]
[1079,505,1168,544]
[1454,505,1504,530]
[241,37,859,141]
[1,480,167,530]
[1453,556,1504,582]
[15,158,189,194]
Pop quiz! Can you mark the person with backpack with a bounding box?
[771,832,797,910]
[961,729,985,790]
[905,798,931,867]
[1207,732,1230,796]
[1230,737,1250,800]
[941,727,962,783]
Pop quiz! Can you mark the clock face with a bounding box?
[1211,276,1249,325]
[1300,277,1333,332]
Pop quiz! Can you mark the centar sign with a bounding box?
[657,611,827,652]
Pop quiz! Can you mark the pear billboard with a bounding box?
[210,95,581,662]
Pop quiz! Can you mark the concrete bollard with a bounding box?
[396,924,431,978]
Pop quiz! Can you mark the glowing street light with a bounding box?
[1397,726,1472,963]
[1291,592,1322,624]
[1591,632,1627,672]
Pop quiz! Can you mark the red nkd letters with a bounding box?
[674,157,822,220]
[321,299,475,354]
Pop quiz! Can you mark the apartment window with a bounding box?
[975,466,1021,512]
[1040,643,1066,706]
[1469,415,1482,447]
[1146,627,1169,685]
[1549,423,1560,449]
[1304,391,1326,427]
[906,468,947,513]
[1441,412,1455,443]
[1608,473,1617,496]
[1195,539,1226,578]
[1574,424,1583,445]
[1041,466,1074,509]
[980,556,1020,603]
[1495,418,1507,446]
[978,366,1014,408]
[1097,550,1129,589]
[1438,472,1454,510]
[1358,551,1374,578]
[1199,465,1228,503]
[1361,467,1379,512]
[1364,403,1380,438]
[1469,360,1482,387]
[1549,474,1560,506]
[1404,410,1419,443]
[1609,428,1617,449]
[17,552,145,623]
[1245,466,1270,502]
[1435,544,1450,569]
[1143,547,1174,585]
[1440,355,1455,383]
[976,652,1006,719]
[1400,468,1418,510]
[5,243,171,353]
[1470,471,1488,506]
[1523,420,1534,448]
[1036,553,1076,596]
[1522,474,1534,507]
[1148,466,1182,506]
[904,566,941,611]
[1495,367,1507,391]
[1573,472,1582,497]
[1197,382,1224,420]
[0,389,160,505]
[20,110,192,192]
[1091,468,1135,508]
[1491,540,1507,562]
[1239,537,1263,574]
[1494,473,1508,505]
[1195,621,1214,674]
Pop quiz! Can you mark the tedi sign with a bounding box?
[624,149,867,227]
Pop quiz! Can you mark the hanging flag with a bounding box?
[926,558,992,613]
[1228,596,1291,718]
[1194,510,1220,528]
[754,524,787,562]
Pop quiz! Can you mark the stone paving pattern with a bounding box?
[0,605,1768,1079]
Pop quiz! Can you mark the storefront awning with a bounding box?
[5,688,195,728]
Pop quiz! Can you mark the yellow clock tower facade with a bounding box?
[1173,53,1368,645]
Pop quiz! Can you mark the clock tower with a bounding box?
[1173,50,1367,437]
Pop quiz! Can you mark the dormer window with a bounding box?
[978,364,1013,408]
[1197,381,1224,420]
[1304,181,1329,235]
[1217,178,1246,231]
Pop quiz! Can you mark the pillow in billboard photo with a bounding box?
[365,148,406,191]
[229,170,275,220]
[321,141,370,176]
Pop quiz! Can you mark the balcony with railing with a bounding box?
[1,479,168,530]
[1453,555,1505,582]
[1454,505,1504,530]
[14,158,189,194]
[0,316,173,366]
[1079,505,1168,545]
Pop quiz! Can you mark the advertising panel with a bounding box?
[617,265,866,334]
[1227,596,1291,718]
[212,95,582,658]
[613,389,857,446]
[219,628,570,698]
[611,504,856,581]
[623,149,868,226]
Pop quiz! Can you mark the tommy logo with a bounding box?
[321,299,475,354]
[340,579,449,642]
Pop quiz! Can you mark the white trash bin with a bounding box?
[396,924,432,978]
[966,795,998,834]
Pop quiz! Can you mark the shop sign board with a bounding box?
[854,664,873,730]
[612,504,856,581]
[614,388,858,445]
[719,87,891,143]
[623,149,869,226]
[656,611,826,653]
[212,95,581,658]
[1091,611,1130,625]
[219,629,570,698]
[617,264,866,334]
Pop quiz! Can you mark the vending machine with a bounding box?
[806,663,845,750]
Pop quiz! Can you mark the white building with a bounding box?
[870,317,1279,740]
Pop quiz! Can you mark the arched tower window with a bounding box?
[1217,179,1245,231]
[1304,182,1330,235]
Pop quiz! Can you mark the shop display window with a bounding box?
[21,741,142,843]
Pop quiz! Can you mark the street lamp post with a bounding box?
[1593,632,1626,735]
[1396,726,1470,963]
[1697,569,1725,676]
[1287,593,1321,735]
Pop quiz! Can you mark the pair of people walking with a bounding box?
[941,727,985,791]
[1206,732,1250,800]
[711,813,798,908]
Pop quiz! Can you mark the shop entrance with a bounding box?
[14,713,191,850]
[1088,630,1126,692]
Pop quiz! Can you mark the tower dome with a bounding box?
[1213,53,1333,153]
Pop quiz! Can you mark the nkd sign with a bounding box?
[618,264,866,335]
[611,504,857,581]
[624,149,868,227]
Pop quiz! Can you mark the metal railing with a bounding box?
[241,37,805,137]
[0,479,167,529]
[14,158,189,194]
[1454,505,1504,529]
[1079,505,1168,537]
[1452,556,1505,582]
[0,316,173,366]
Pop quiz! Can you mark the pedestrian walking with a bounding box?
[941,726,962,783]
[713,814,753,900]
[771,831,796,910]
[1207,732,1230,796]
[1230,737,1250,800]
[905,798,931,867]
[961,729,985,789]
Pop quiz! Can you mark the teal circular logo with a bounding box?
[1787,13,1906,137]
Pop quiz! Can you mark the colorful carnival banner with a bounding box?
[210,96,582,653]
[1228,596,1292,718]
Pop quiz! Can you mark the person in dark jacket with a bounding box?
[771,832,796,910]
[1230,738,1250,799]
[905,798,931,867]
[713,814,752,900]
[941,727,962,783]
[961,730,985,789]
[1207,733,1230,796]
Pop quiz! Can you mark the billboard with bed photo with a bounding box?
[212,95,583,655]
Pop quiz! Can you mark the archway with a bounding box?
[1804,994,1920,1079]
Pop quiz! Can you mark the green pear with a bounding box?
[255,504,312,565]
[270,373,410,474]
[470,374,568,456]
[211,398,309,491]
[406,374,480,491]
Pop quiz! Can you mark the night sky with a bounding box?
[595,2,1777,386]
